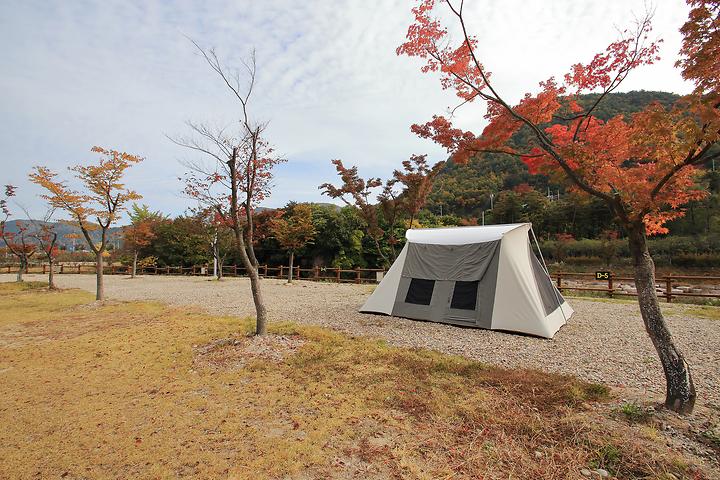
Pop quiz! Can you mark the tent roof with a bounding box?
[406,223,528,245]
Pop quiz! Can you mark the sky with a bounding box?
[0,0,695,222]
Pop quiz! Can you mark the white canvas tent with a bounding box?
[360,223,573,338]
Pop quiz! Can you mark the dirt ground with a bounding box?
[4,273,719,410]
[1,282,717,479]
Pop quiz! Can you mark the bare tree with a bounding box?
[172,43,285,335]
[26,209,59,290]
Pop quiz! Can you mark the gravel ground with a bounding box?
[4,273,719,406]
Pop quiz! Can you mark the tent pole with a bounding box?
[530,226,568,323]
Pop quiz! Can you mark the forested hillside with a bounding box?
[426,90,719,240]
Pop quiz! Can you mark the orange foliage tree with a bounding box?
[123,203,163,279]
[124,221,156,278]
[397,0,720,413]
[30,147,143,300]
[270,204,316,284]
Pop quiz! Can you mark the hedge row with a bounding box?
[540,235,720,267]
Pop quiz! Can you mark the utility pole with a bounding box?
[481,210,485,225]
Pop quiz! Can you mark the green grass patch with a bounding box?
[666,304,720,321]
[616,401,652,423]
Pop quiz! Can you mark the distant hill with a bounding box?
[427,90,682,218]
[2,220,124,250]
[1,202,342,250]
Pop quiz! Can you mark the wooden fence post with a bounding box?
[556,273,562,291]
[608,273,613,298]
[336,268,341,283]
[78,265,81,274]
[279,265,284,279]
[295,265,300,280]
[355,267,361,284]
[60,264,64,274]
[666,276,673,303]
[314,266,319,280]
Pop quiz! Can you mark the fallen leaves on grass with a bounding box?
[0,283,713,479]
[193,334,305,371]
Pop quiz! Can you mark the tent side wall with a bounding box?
[527,240,574,334]
[490,225,560,338]
[359,244,408,315]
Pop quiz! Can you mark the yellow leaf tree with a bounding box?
[30,146,143,300]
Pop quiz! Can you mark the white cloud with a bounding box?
[0,0,693,221]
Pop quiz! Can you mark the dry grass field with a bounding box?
[0,282,716,479]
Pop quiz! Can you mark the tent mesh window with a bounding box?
[405,278,435,305]
[450,280,479,310]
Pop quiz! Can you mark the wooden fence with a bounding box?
[4,264,720,302]
[554,272,720,303]
[2,264,386,284]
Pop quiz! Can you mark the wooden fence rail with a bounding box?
[554,272,720,303]
[2,264,386,285]
[4,264,720,302]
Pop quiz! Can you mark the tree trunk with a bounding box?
[372,236,389,269]
[288,251,294,284]
[246,228,260,268]
[243,247,267,335]
[131,250,138,279]
[228,148,268,335]
[95,252,105,301]
[628,223,696,413]
[237,236,267,334]
[48,258,55,290]
[16,257,24,282]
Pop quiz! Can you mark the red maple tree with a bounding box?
[320,160,389,264]
[398,0,720,413]
[1,186,37,282]
[392,154,445,227]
